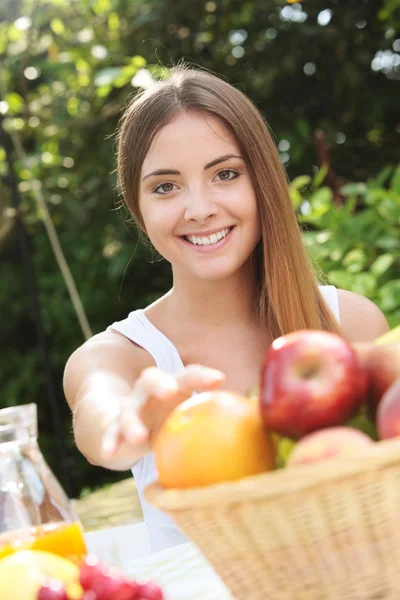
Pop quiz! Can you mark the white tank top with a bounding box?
[107,285,340,553]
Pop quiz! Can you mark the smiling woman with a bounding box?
[63,63,389,553]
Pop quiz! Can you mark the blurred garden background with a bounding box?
[0,0,399,500]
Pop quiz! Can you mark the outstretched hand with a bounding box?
[101,364,226,463]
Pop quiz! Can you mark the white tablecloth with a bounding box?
[123,542,232,600]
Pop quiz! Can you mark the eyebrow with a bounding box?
[141,154,243,182]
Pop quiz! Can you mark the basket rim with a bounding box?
[145,437,400,511]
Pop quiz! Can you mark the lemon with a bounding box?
[0,550,81,600]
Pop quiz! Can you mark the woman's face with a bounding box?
[139,111,261,282]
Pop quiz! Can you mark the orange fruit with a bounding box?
[153,390,275,489]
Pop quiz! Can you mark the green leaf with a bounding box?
[390,165,400,193]
[387,310,400,329]
[131,55,147,68]
[94,67,123,86]
[378,280,400,312]
[289,188,302,209]
[342,249,368,273]
[340,182,366,197]
[375,233,399,250]
[93,0,112,14]
[370,254,395,277]
[312,163,329,189]
[50,18,65,36]
[5,92,24,114]
[352,272,377,297]
[108,12,120,31]
[347,414,377,441]
[290,175,311,191]
[273,434,296,468]
[310,186,333,207]
[327,270,354,289]
[330,248,345,262]
[372,164,393,187]
[296,118,310,140]
[377,197,400,224]
[366,187,387,205]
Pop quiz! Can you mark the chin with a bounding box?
[188,268,236,282]
[187,259,252,282]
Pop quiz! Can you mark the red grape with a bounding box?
[80,593,97,600]
[79,556,108,591]
[78,555,164,600]
[37,580,70,600]
[108,579,140,600]
[137,582,164,600]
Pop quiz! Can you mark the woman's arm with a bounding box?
[64,330,226,471]
[63,330,156,470]
[337,289,390,343]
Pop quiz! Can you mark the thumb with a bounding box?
[174,364,226,394]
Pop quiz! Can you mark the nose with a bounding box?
[183,187,218,223]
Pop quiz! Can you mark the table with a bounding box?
[123,542,232,600]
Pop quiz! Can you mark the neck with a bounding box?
[165,263,260,328]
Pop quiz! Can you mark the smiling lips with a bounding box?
[184,227,233,246]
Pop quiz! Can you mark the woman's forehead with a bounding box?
[141,112,239,172]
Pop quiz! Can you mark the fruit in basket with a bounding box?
[0,549,79,600]
[153,390,275,488]
[374,323,400,347]
[377,378,400,440]
[354,342,400,418]
[260,330,367,439]
[286,426,374,467]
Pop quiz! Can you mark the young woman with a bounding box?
[64,65,390,552]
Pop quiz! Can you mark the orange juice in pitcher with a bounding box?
[0,521,87,563]
[0,404,87,563]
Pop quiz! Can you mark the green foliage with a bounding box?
[0,0,399,496]
[297,165,400,329]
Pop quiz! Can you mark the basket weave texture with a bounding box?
[145,438,400,600]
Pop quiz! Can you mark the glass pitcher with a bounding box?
[0,403,87,564]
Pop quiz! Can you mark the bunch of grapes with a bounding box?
[37,555,164,600]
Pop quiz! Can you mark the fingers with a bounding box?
[101,364,226,458]
[175,364,226,392]
[101,418,121,459]
[137,364,225,400]
[135,367,180,400]
[119,396,149,446]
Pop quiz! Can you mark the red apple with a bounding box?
[260,330,367,439]
[353,342,400,419]
[286,426,374,467]
[377,377,400,440]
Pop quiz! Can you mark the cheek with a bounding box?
[140,203,177,246]
[231,183,259,223]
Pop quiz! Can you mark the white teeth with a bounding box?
[186,228,231,246]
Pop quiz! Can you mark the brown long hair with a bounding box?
[117,64,344,339]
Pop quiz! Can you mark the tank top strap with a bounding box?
[318,285,340,323]
[107,309,185,374]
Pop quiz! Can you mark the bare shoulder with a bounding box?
[63,329,155,408]
[337,289,390,343]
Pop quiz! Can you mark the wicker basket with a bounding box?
[145,438,400,600]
